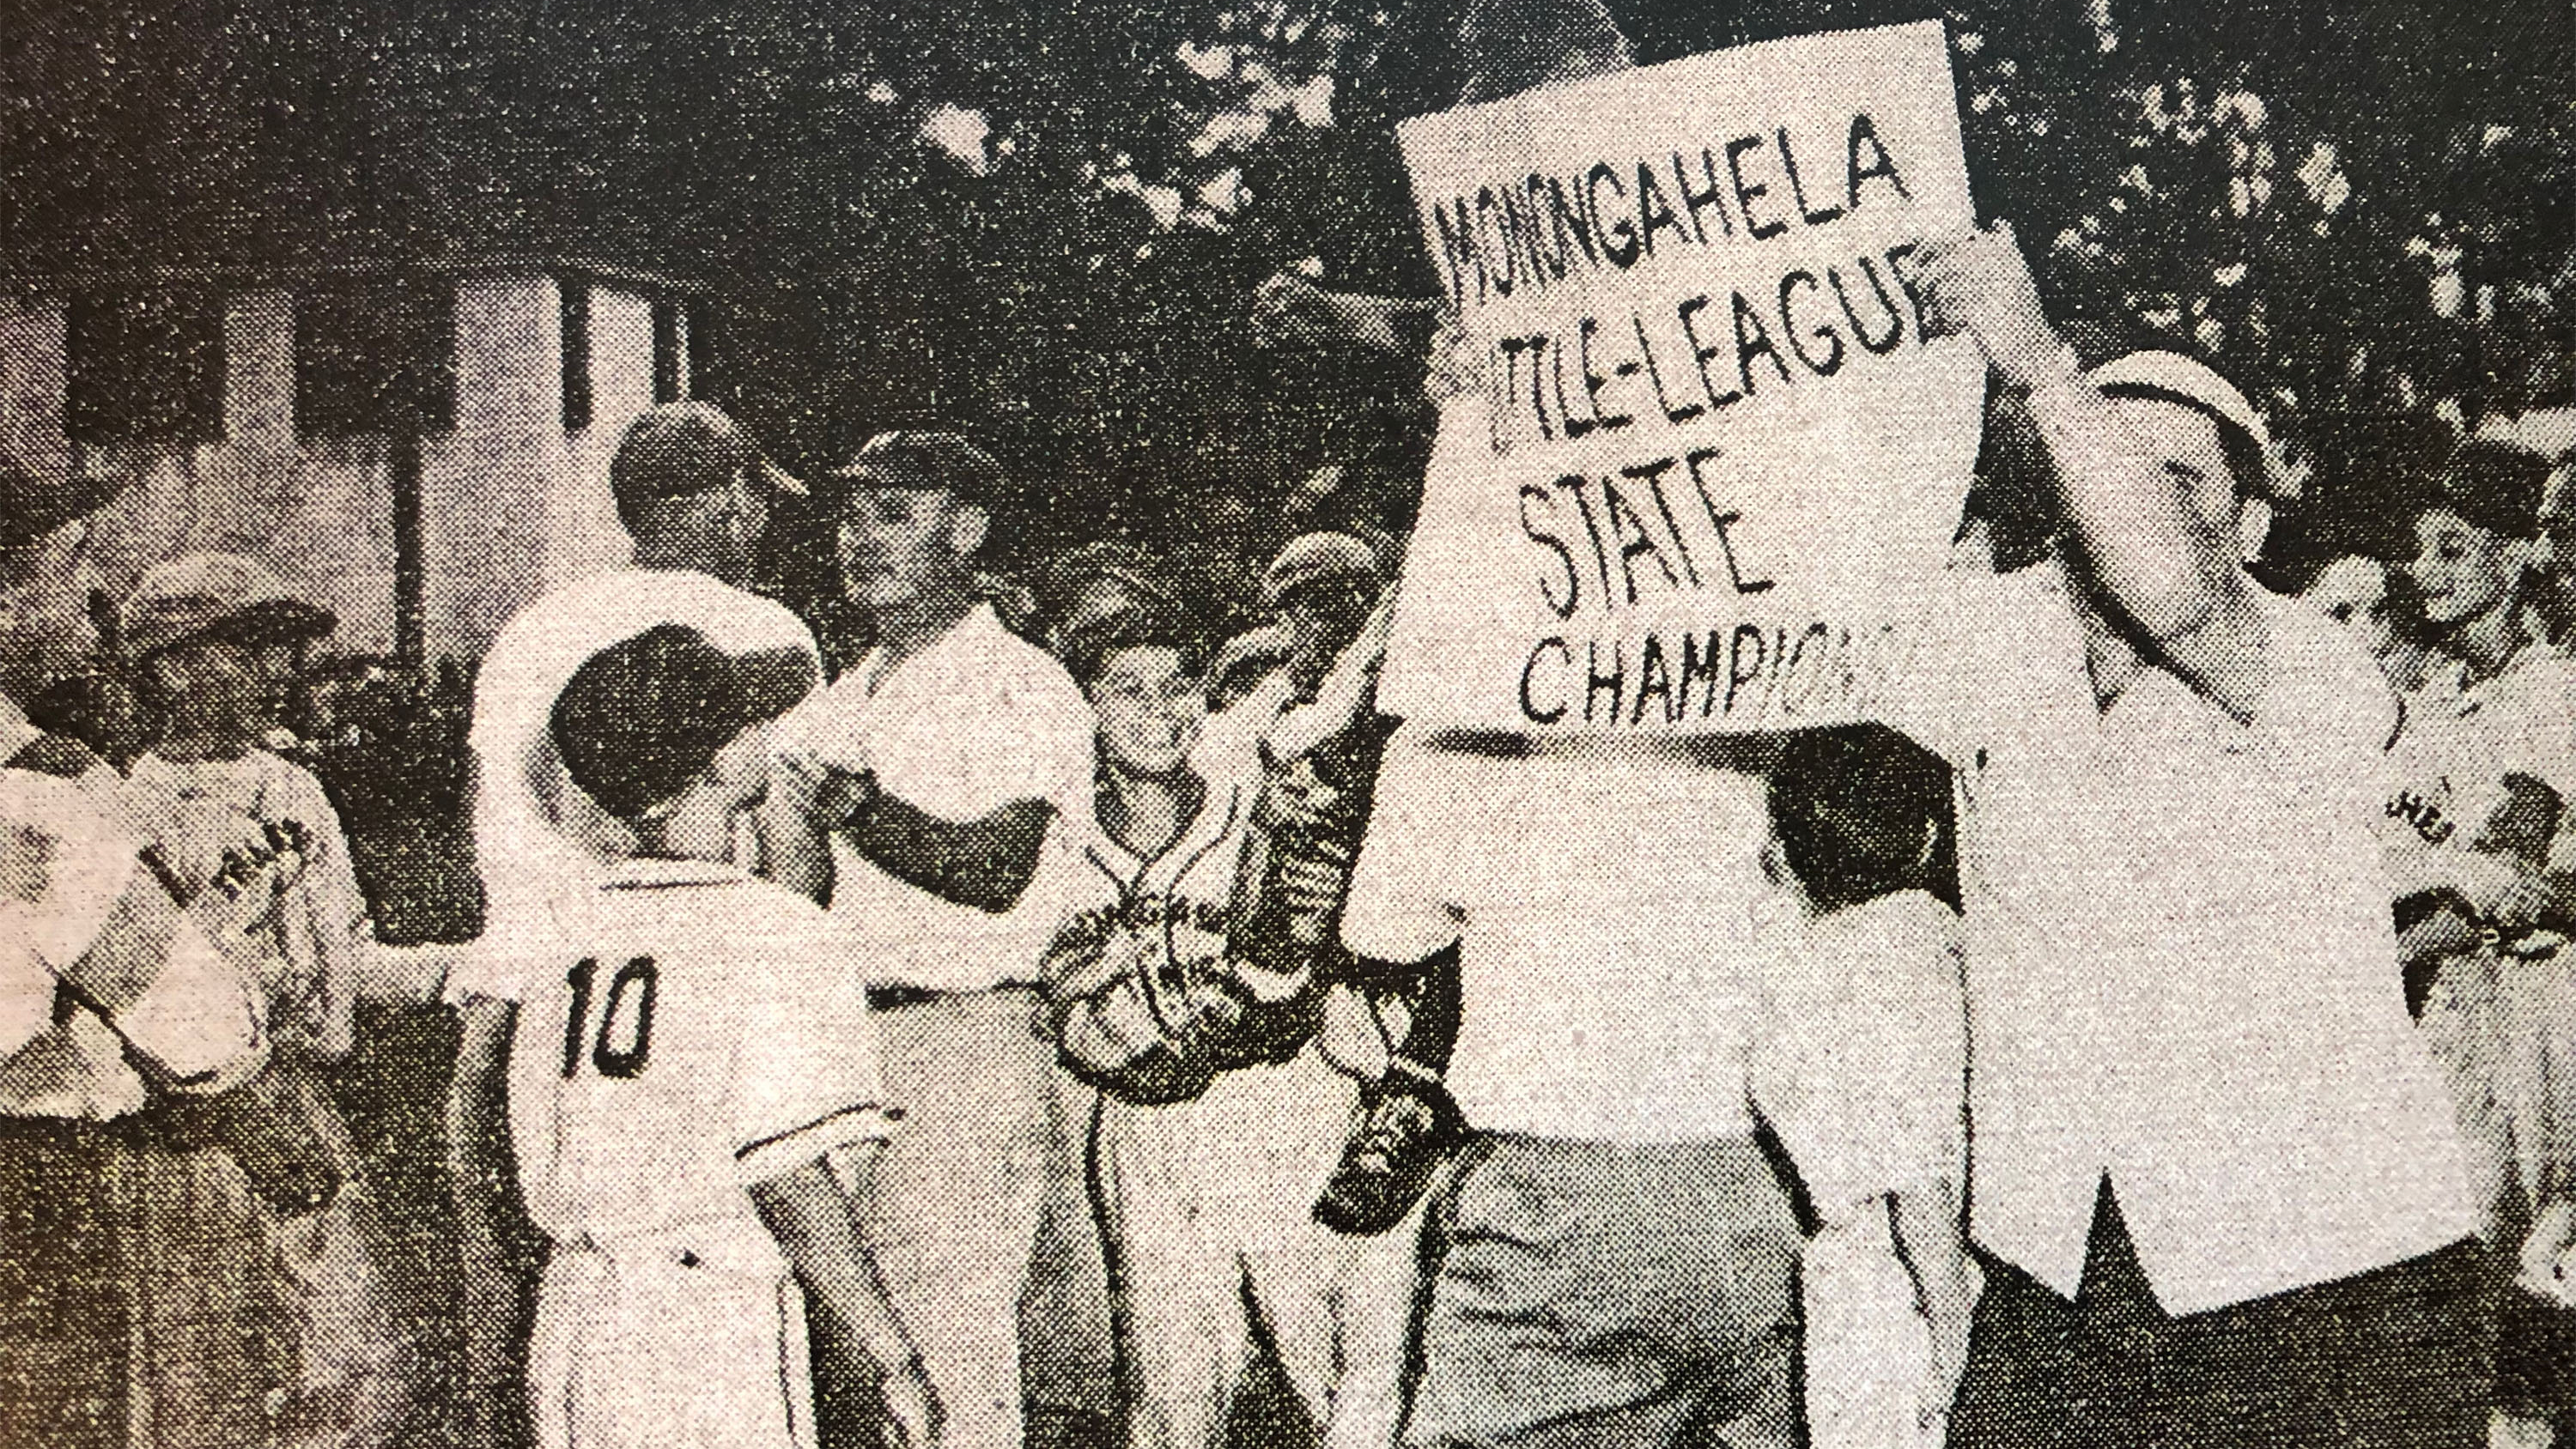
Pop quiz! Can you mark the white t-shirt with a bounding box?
[2384,641,2576,874]
[1752,888,1966,1215]
[455,568,820,1005]
[1886,559,2476,1313]
[508,857,894,1264]
[1340,731,1772,1143]
[773,603,1094,993]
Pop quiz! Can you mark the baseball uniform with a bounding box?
[510,856,896,1449]
[0,713,265,1449]
[1040,753,1415,1449]
[457,567,819,1007]
[770,599,1091,1449]
[114,745,407,1449]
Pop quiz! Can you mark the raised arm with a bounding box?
[1917,223,2269,717]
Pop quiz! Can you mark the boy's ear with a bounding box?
[2235,495,2274,566]
[947,501,990,561]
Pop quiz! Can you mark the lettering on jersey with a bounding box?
[2388,790,2456,847]
[562,956,660,1079]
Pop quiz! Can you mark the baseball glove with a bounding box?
[1040,896,1276,1105]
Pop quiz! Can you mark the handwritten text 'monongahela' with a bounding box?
[1420,112,1912,312]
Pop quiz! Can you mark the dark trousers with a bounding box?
[0,1117,125,1449]
[1949,1183,2492,1449]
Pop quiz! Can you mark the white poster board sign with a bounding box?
[1382,21,1986,733]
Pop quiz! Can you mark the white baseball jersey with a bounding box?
[2384,641,2576,873]
[508,856,895,1255]
[457,567,819,1005]
[119,749,370,1064]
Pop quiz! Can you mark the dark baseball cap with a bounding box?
[610,403,805,519]
[551,624,819,822]
[2424,440,2554,540]
[824,430,1016,513]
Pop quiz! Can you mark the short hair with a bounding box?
[551,624,817,822]
[2421,440,2553,541]
[1061,608,1207,693]
[609,403,763,534]
[1768,724,1954,914]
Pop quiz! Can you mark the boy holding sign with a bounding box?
[1899,221,2486,1446]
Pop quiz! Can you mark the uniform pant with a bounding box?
[1405,1134,1802,1449]
[1947,1185,2492,1449]
[1096,1051,1420,1449]
[841,989,1055,1449]
[114,1115,414,1449]
[530,1234,814,1449]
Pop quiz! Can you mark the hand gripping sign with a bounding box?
[1383,21,1984,734]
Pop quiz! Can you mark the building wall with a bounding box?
[2,275,672,666]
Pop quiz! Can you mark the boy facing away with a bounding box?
[521,624,937,1449]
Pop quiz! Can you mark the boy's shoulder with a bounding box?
[586,864,854,962]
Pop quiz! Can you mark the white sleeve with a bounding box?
[1338,732,1464,964]
[1,771,143,973]
[1759,896,1965,1212]
[113,911,270,1094]
[731,910,899,1186]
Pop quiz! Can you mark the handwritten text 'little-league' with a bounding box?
[1421,112,1926,458]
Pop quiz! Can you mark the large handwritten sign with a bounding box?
[1381,21,1985,733]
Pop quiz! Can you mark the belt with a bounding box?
[866,981,1040,1012]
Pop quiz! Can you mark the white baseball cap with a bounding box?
[2085,351,2297,503]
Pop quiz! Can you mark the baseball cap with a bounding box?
[823,430,1016,514]
[121,553,336,662]
[2085,351,2296,503]
[1211,621,1294,694]
[0,458,128,550]
[2425,440,2554,540]
[610,403,805,520]
[550,624,820,822]
[1261,531,1382,609]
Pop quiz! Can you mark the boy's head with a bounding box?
[550,625,819,838]
[1069,610,1208,780]
[122,553,335,746]
[610,403,803,586]
[2404,440,2553,631]
[1766,724,1954,915]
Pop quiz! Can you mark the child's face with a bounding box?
[1090,646,1205,778]
[155,637,304,742]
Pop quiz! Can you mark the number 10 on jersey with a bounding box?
[563,957,659,1079]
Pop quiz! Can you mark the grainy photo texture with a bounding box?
[0,1,2571,1447]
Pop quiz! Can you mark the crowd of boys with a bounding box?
[1,13,2573,1449]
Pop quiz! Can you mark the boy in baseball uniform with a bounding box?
[519,624,934,1449]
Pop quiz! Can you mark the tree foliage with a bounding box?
[1,0,2567,579]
